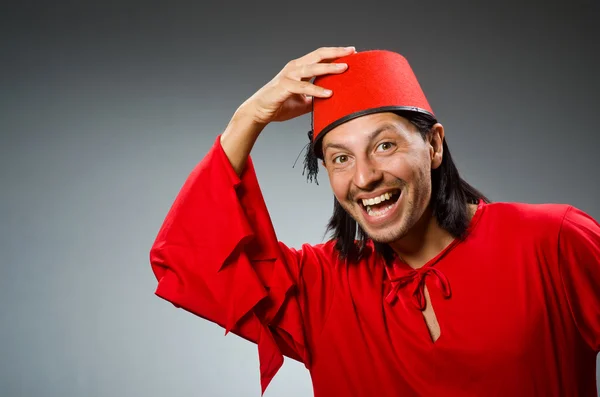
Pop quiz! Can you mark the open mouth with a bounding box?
[358,189,402,218]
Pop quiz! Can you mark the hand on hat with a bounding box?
[220,46,355,176]
[241,46,356,126]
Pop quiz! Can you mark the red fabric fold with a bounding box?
[149,135,308,393]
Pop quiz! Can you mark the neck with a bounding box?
[388,204,455,269]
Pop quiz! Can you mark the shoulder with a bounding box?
[280,239,343,272]
[295,239,339,260]
[472,201,576,248]
[480,201,599,244]
[299,239,375,260]
[292,239,377,270]
[482,201,572,230]
[464,202,589,275]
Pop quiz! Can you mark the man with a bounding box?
[149,47,600,396]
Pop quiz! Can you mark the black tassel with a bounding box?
[291,130,319,184]
[302,130,319,184]
[292,98,319,184]
[292,96,319,185]
[305,97,320,184]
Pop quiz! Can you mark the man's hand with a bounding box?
[220,46,355,176]
[240,46,355,125]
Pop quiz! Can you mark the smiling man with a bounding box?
[149,47,600,396]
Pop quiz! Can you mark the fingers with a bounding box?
[281,78,333,98]
[288,61,348,80]
[294,46,356,66]
[282,46,355,84]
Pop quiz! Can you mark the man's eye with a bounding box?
[376,142,394,151]
[333,155,348,164]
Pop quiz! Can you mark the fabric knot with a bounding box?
[385,267,452,311]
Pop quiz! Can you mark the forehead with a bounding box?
[321,112,414,145]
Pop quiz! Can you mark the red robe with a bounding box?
[149,136,600,396]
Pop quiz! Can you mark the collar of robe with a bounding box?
[384,265,452,311]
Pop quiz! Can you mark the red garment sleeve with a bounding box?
[558,205,600,352]
[149,135,312,394]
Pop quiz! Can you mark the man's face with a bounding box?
[321,112,444,244]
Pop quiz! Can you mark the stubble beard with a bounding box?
[343,177,433,245]
[365,198,416,244]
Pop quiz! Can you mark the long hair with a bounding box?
[322,110,491,263]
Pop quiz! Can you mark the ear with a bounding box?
[428,123,444,169]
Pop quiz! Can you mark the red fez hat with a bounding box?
[310,50,435,158]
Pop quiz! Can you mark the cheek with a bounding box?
[327,170,351,200]
[412,156,434,197]
[380,154,421,181]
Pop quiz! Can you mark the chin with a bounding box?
[360,222,408,244]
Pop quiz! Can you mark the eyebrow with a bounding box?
[323,123,398,155]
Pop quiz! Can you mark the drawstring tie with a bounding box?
[385,266,452,311]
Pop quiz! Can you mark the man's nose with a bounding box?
[352,158,383,190]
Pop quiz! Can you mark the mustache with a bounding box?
[347,180,406,202]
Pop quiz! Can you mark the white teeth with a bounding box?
[366,203,395,217]
[361,192,394,207]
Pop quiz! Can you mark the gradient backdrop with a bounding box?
[1,1,599,396]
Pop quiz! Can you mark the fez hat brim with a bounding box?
[311,105,435,159]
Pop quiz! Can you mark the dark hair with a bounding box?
[317,110,491,263]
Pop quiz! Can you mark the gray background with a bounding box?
[1,1,599,396]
